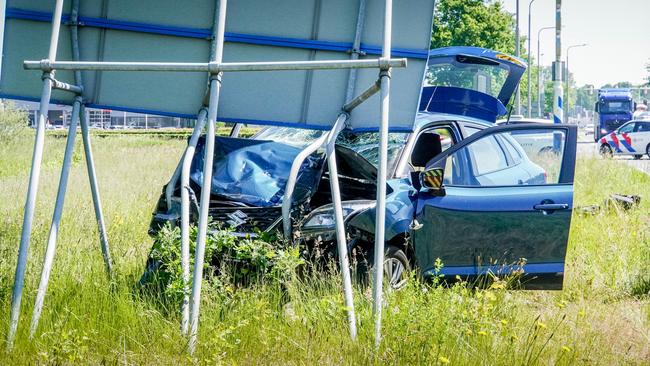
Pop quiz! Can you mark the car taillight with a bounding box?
[544,171,548,182]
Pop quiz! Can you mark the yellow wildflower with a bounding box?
[477,331,488,336]
[500,319,508,326]
[490,281,506,290]
[562,346,571,352]
[438,356,450,364]
[536,321,547,329]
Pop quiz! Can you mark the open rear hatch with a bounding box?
[420,46,526,123]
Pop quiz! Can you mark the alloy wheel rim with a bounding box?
[384,257,407,289]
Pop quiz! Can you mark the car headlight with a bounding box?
[601,128,608,134]
[302,200,375,229]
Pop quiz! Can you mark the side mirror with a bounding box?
[420,168,444,190]
[420,158,447,196]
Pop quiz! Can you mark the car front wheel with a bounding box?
[646,144,650,159]
[599,144,613,158]
[384,246,411,290]
[353,244,411,290]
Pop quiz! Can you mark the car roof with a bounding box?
[415,111,493,130]
[496,117,553,125]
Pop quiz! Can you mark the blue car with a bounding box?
[149,47,577,290]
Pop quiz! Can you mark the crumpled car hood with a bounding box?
[190,136,324,207]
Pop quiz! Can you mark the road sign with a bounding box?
[1,0,434,131]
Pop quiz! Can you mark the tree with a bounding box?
[645,59,650,86]
[431,0,541,115]
[431,0,515,54]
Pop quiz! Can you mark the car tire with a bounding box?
[599,144,613,158]
[383,246,411,290]
[646,144,650,159]
[353,244,411,290]
[634,154,643,160]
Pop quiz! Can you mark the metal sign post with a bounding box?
[372,0,393,349]
[23,0,115,340]
[7,0,65,349]
[553,0,563,125]
[4,0,433,352]
[188,0,228,353]
[30,96,82,338]
[180,108,207,335]
[325,114,357,340]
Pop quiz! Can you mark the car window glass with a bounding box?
[499,135,523,165]
[468,135,508,175]
[619,123,634,134]
[443,128,566,186]
[464,126,481,137]
[634,122,650,132]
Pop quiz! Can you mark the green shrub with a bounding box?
[145,223,304,305]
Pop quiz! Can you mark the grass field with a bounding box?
[0,129,649,365]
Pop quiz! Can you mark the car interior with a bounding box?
[410,132,443,171]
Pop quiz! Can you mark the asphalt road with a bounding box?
[577,133,650,176]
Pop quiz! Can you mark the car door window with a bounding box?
[397,126,456,177]
[619,123,635,134]
[443,128,567,186]
[499,135,523,165]
[463,126,482,137]
[634,122,650,132]
[469,135,508,175]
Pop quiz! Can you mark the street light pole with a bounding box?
[515,0,521,115]
[527,0,537,118]
[537,26,554,117]
[552,0,563,126]
[565,43,588,122]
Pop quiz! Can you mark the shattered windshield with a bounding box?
[253,127,325,148]
[336,130,409,175]
[254,126,409,175]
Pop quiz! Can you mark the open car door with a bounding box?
[412,124,577,289]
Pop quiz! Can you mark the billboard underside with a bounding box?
[1,0,434,131]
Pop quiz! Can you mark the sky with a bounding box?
[501,0,649,88]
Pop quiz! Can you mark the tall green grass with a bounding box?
[0,130,648,364]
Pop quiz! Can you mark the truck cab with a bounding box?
[594,88,634,141]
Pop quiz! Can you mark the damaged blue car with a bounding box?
[148,47,577,290]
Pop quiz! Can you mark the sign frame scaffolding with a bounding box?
[5,0,413,352]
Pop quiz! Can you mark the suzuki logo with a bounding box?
[226,210,248,228]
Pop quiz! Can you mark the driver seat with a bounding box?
[410,132,443,171]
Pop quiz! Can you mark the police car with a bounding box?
[599,120,650,159]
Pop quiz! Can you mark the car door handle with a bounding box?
[533,203,569,211]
